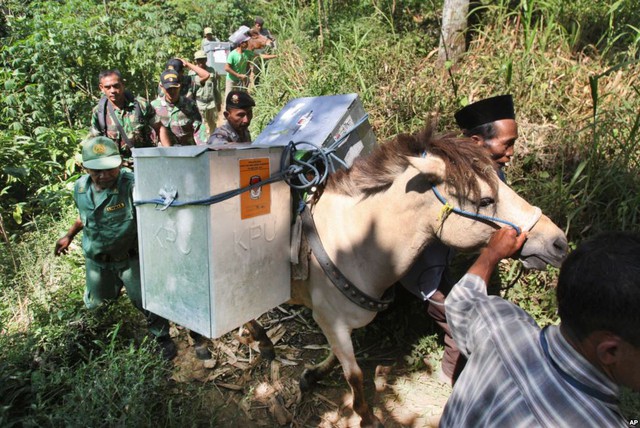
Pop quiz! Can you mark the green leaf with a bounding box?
[12,204,23,225]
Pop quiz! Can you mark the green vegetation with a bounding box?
[1,0,639,424]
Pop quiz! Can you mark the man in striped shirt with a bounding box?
[441,229,639,427]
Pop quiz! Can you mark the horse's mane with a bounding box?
[324,125,499,203]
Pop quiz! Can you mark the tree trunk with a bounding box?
[438,0,470,64]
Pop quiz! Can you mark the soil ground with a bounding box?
[167,289,452,428]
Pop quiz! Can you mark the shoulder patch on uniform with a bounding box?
[106,202,125,212]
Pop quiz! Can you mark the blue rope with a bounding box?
[431,185,522,235]
[422,150,521,234]
[134,170,291,208]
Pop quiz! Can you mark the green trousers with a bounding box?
[84,256,170,337]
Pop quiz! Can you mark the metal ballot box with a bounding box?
[133,145,291,338]
[207,41,231,76]
[253,93,376,168]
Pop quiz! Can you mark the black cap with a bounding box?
[454,95,515,130]
[165,58,184,73]
[255,16,265,25]
[226,91,255,110]
[160,69,181,89]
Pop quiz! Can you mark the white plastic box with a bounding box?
[133,145,291,338]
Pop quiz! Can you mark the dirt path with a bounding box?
[169,302,451,427]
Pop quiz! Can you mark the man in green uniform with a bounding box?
[151,69,207,146]
[192,50,221,135]
[89,69,156,167]
[54,137,177,360]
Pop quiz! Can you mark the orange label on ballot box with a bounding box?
[239,158,271,219]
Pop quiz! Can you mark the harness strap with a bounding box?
[107,100,134,149]
[300,206,394,312]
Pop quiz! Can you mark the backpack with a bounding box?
[96,90,142,135]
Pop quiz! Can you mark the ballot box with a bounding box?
[253,93,376,168]
[133,144,291,338]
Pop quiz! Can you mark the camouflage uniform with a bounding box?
[89,96,155,161]
[151,95,207,146]
[207,119,251,145]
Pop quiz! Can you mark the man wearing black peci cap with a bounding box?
[401,94,520,386]
[207,90,255,144]
[454,94,518,182]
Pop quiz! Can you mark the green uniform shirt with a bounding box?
[89,96,155,159]
[73,170,137,260]
[190,66,220,111]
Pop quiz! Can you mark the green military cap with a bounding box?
[226,91,255,110]
[82,136,122,170]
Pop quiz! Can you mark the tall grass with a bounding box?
[0,211,217,426]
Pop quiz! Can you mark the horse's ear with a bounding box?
[407,155,446,184]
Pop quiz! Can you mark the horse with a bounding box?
[277,126,568,427]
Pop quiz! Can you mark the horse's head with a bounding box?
[407,139,567,270]
[324,126,568,270]
[247,32,270,51]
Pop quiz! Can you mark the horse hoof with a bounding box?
[194,343,212,360]
[260,347,276,361]
[299,369,317,392]
[360,416,384,428]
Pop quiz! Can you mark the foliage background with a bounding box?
[1,0,639,424]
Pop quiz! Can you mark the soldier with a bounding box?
[54,137,177,360]
[192,50,221,135]
[151,69,207,146]
[207,91,254,144]
[89,69,155,166]
[158,58,210,101]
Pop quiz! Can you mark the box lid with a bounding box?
[253,93,362,149]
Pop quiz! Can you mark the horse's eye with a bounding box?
[479,197,495,208]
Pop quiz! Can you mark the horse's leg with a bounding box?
[300,351,338,390]
[245,319,276,361]
[315,323,382,428]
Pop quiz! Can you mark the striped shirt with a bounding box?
[441,273,628,427]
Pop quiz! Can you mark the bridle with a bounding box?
[420,150,541,235]
[431,185,542,235]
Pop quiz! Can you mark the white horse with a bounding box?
[285,127,568,427]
